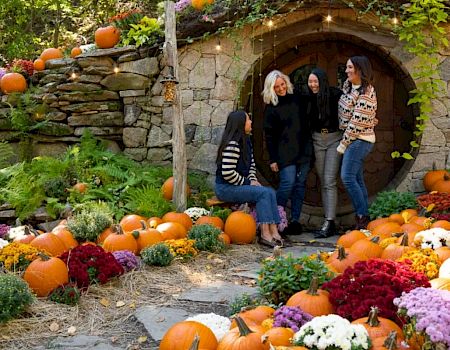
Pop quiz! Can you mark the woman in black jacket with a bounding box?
[263,70,312,235]
[306,68,343,237]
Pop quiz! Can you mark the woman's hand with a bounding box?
[270,162,279,172]
[251,180,261,186]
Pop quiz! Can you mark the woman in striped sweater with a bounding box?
[215,110,282,247]
[337,56,378,229]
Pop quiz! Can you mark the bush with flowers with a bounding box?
[292,314,371,350]
[0,273,34,323]
[394,287,450,350]
[108,9,143,35]
[187,224,225,253]
[186,313,231,341]
[141,242,174,266]
[397,248,441,279]
[413,228,450,249]
[0,224,10,239]
[258,254,334,304]
[184,207,210,223]
[48,283,81,306]
[0,242,45,272]
[164,238,198,259]
[323,259,431,322]
[60,244,124,289]
[112,250,140,272]
[272,305,313,332]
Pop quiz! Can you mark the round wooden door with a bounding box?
[248,39,415,214]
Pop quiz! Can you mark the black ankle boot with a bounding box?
[355,215,370,230]
[314,220,337,238]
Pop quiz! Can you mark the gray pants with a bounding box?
[312,131,343,220]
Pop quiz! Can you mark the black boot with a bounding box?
[355,215,370,230]
[283,221,302,236]
[314,220,337,238]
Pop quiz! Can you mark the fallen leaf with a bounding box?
[116,300,126,307]
[129,302,136,309]
[67,326,77,335]
[49,322,60,332]
[99,298,110,307]
[308,240,316,243]
[207,254,214,259]
[206,264,212,270]
[2,335,11,340]
[156,316,166,322]
[138,336,148,343]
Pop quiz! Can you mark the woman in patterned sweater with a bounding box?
[215,110,283,247]
[337,56,378,229]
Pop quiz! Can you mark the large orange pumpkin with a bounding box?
[350,236,383,259]
[157,222,187,240]
[337,230,366,248]
[30,232,67,256]
[97,226,114,244]
[103,225,138,254]
[132,224,163,253]
[23,255,69,297]
[162,211,193,231]
[218,316,269,350]
[120,214,146,232]
[224,210,257,244]
[431,175,450,193]
[423,169,449,191]
[380,234,412,260]
[51,227,78,250]
[351,307,403,341]
[238,305,275,325]
[161,176,191,200]
[367,218,390,232]
[160,320,218,350]
[196,215,224,230]
[191,0,214,10]
[327,246,366,273]
[431,220,450,230]
[371,222,403,239]
[94,26,121,49]
[286,277,334,316]
[40,48,63,62]
[0,72,27,94]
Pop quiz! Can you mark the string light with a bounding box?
[325,14,332,22]
[70,72,78,80]
[215,38,221,51]
[267,19,274,27]
[113,65,120,74]
[392,16,398,25]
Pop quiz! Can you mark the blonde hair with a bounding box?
[262,70,294,106]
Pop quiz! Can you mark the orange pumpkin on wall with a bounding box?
[33,58,46,71]
[95,26,120,49]
[191,0,214,10]
[0,72,27,94]
[423,168,449,191]
[40,48,63,62]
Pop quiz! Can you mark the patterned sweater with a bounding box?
[216,140,257,186]
[337,80,378,153]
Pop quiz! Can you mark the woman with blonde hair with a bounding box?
[262,70,312,236]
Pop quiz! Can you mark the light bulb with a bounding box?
[325,14,332,22]
[71,72,77,79]
[215,44,221,51]
[392,17,398,25]
[113,66,120,74]
[267,19,273,27]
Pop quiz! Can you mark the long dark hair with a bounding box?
[346,55,374,94]
[308,68,330,120]
[216,110,249,165]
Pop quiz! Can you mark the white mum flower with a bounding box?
[185,313,231,341]
[0,238,9,249]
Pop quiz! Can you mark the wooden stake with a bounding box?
[164,1,187,212]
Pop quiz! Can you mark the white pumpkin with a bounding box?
[439,258,450,278]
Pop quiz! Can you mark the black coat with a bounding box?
[304,86,342,133]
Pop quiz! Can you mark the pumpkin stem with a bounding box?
[337,245,347,260]
[234,316,254,336]
[392,232,404,238]
[400,233,409,246]
[37,252,51,261]
[383,331,398,350]
[189,334,200,350]
[369,236,380,243]
[131,230,140,239]
[366,306,381,327]
[140,220,147,229]
[112,224,125,235]
[307,276,319,296]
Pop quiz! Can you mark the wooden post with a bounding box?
[164,1,187,212]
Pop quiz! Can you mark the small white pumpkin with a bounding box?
[439,258,450,278]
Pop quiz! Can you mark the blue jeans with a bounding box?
[215,183,280,224]
[341,139,374,216]
[276,162,310,222]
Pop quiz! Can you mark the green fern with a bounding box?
[124,185,173,218]
[0,142,15,169]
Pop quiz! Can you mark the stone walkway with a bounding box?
[31,231,338,350]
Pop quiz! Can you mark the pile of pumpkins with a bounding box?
[423,168,450,193]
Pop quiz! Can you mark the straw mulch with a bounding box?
[0,244,269,350]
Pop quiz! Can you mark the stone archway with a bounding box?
[241,30,418,220]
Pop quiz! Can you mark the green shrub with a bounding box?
[0,273,34,323]
[257,254,334,305]
[48,283,80,306]
[67,202,113,242]
[228,293,265,316]
[141,243,174,267]
[368,191,418,219]
[187,224,226,253]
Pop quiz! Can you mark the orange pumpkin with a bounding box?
[351,307,403,341]
[191,0,214,10]
[196,215,224,230]
[400,209,418,221]
[131,222,163,253]
[51,228,78,250]
[264,327,294,346]
[434,246,450,263]
[97,226,114,244]
[94,26,120,49]
[70,47,82,58]
[337,230,366,248]
[0,72,27,94]
[431,174,450,193]
[23,255,69,297]
[224,209,257,244]
[120,214,146,232]
[350,236,383,259]
[103,225,138,254]
[162,211,193,231]
[160,320,218,350]
[161,176,191,200]
[218,232,231,245]
[367,218,390,232]
[371,222,403,239]
[400,222,422,235]
[30,232,67,256]
[327,246,366,273]
[13,226,37,244]
[33,58,45,71]
[218,316,269,350]
[238,305,275,325]
[148,216,163,229]
[157,222,187,240]
[372,331,408,350]
[388,213,405,225]
[73,182,88,193]
[40,48,63,62]
[423,168,449,191]
[431,220,450,230]
[380,234,413,260]
[409,216,430,227]
[286,276,334,316]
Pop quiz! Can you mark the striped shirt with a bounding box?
[337,80,378,153]
[220,140,257,185]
